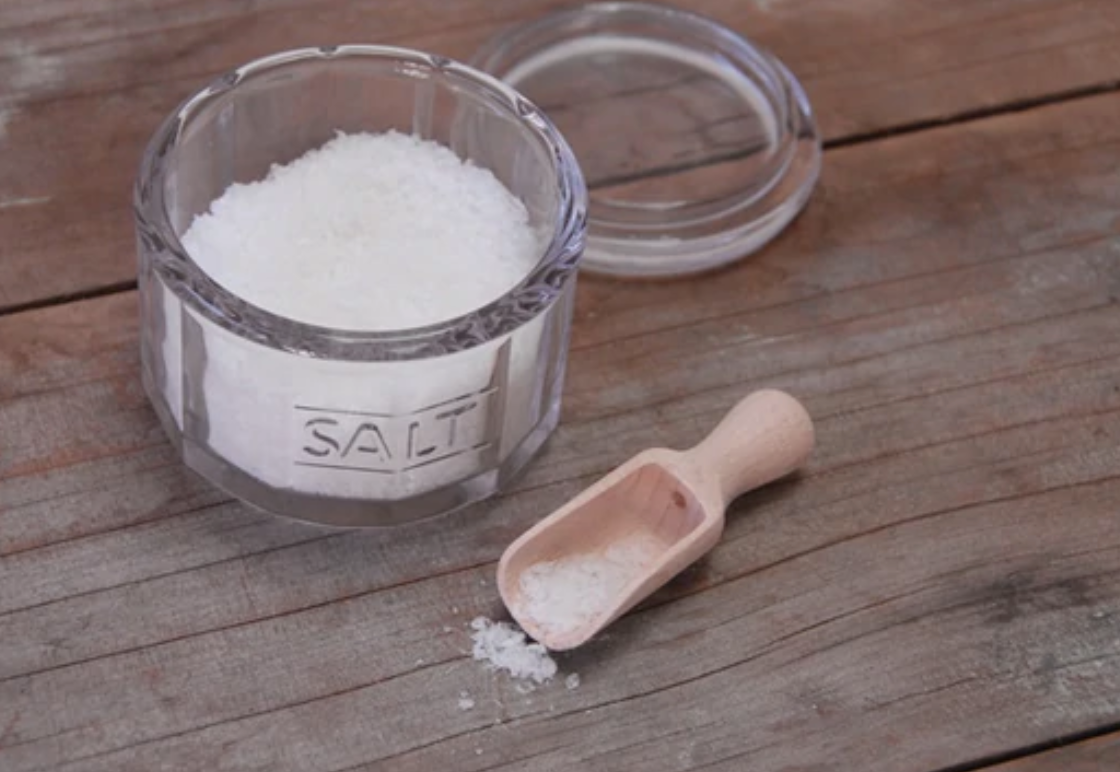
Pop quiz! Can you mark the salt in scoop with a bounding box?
[498,389,815,650]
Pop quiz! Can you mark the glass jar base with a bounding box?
[148,391,562,528]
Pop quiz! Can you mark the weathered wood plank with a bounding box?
[573,88,1120,352]
[2,343,1119,684]
[2,88,1120,769]
[3,442,1118,772]
[1,264,1117,673]
[2,0,1120,309]
[4,90,1120,557]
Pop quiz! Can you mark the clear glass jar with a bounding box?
[135,46,587,527]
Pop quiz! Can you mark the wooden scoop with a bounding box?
[497,389,815,650]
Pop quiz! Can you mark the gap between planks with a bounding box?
[933,721,1120,772]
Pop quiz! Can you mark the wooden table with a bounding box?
[3,1,1120,770]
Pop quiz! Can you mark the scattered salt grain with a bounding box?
[458,691,476,711]
[470,616,558,684]
[518,531,663,638]
[565,673,581,690]
[181,130,539,330]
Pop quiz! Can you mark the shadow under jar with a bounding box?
[135,46,587,527]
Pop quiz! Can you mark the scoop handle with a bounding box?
[686,390,815,506]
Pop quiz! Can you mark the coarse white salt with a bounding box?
[181,130,540,330]
[519,530,663,638]
[470,616,558,684]
[458,691,476,711]
[565,673,581,690]
[152,128,567,506]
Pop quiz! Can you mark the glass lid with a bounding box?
[472,1,822,278]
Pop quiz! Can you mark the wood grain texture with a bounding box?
[2,79,1120,770]
[2,0,1120,309]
